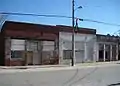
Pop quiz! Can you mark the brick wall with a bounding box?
[10,59,24,66]
[4,38,11,66]
[0,32,5,65]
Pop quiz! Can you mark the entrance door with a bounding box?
[33,51,41,65]
[26,51,33,65]
[118,50,120,60]
[98,44,104,61]
[105,44,110,61]
[99,50,104,61]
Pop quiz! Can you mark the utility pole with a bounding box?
[71,0,75,66]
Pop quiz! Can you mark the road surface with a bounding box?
[0,64,120,86]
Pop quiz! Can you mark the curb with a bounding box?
[0,65,68,69]
[0,61,120,70]
[0,62,120,74]
[76,61,120,66]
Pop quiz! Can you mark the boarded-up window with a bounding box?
[63,50,72,59]
[11,39,25,50]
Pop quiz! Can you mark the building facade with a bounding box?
[58,26,96,64]
[96,34,119,62]
[0,21,59,66]
[0,21,119,66]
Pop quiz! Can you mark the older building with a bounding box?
[96,34,119,62]
[0,21,59,66]
[57,25,96,64]
[1,21,120,66]
[0,21,97,66]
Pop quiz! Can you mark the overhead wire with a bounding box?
[0,12,120,27]
[0,12,72,19]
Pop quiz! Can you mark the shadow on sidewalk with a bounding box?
[108,82,120,86]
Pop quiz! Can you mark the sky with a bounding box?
[0,0,120,34]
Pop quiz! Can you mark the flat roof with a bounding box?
[1,21,96,34]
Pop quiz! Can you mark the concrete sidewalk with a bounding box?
[0,61,120,74]
[0,61,120,69]
[76,61,120,67]
[0,65,68,69]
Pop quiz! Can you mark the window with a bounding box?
[11,51,24,59]
[27,41,38,51]
[31,42,38,51]
[63,50,72,59]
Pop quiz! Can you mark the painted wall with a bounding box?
[5,38,11,66]
[59,32,96,64]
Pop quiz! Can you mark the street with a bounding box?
[0,64,120,86]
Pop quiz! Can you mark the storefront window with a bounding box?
[63,50,72,59]
[11,51,24,58]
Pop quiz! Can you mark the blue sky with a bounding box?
[0,0,120,34]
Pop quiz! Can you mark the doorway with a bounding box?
[26,51,33,65]
[99,50,104,61]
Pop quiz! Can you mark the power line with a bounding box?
[1,12,120,27]
[113,30,120,36]
[82,18,120,27]
[0,12,72,19]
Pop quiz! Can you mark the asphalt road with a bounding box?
[0,64,120,86]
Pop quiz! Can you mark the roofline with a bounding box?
[56,25,96,31]
[5,21,96,30]
[96,34,119,38]
[4,20,56,27]
[2,20,96,34]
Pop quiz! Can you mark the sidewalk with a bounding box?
[76,61,120,67]
[0,65,68,69]
[0,61,120,70]
[0,61,120,74]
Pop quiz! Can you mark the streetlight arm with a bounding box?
[74,6,82,11]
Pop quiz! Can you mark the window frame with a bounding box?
[11,50,24,59]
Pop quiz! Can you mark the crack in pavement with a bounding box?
[69,66,98,86]
[62,68,79,86]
